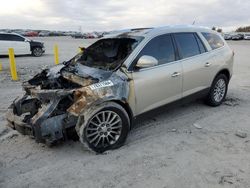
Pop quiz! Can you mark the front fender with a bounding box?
[67,78,129,117]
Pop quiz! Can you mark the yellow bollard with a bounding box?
[8,48,19,81]
[78,47,82,53]
[0,61,2,71]
[54,44,59,65]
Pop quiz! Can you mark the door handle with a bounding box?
[171,72,180,77]
[205,62,211,67]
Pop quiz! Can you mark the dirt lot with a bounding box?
[0,37,250,188]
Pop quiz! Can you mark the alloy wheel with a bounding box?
[86,110,122,148]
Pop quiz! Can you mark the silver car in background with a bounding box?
[6,25,234,153]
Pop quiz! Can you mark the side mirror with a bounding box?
[24,38,30,42]
[136,55,158,68]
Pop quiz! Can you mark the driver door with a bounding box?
[131,34,182,115]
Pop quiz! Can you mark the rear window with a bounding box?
[202,32,224,50]
[174,33,201,59]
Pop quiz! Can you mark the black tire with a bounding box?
[79,102,130,153]
[206,74,228,106]
[32,47,43,57]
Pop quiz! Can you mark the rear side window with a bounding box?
[202,32,224,50]
[136,34,175,65]
[0,34,4,40]
[174,33,200,59]
[195,34,206,53]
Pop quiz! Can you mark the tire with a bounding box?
[32,47,43,57]
[206,74,228,106]
[79,102,130,153]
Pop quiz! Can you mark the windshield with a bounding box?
[70,37,143,71]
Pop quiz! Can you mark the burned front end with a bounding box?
[6,63,129,145]
[6,37,140,145]
[6,87,78,144]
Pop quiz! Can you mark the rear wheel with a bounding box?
[32,47,43,57]
[206,74,228,106]
[79,102,130,153]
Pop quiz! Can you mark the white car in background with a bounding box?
[0,33,45,56]
[244,34,250,40]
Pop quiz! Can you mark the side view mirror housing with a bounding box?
[136,55,158,68]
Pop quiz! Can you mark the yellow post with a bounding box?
[54,44,59,65]
[78,47,84,53]
[78,47,82,53]
[0,61,2,71]
[8,48,19,81]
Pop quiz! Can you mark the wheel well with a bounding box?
[111,100,134,127]
[217,69,230,81]
[31,46,42,50]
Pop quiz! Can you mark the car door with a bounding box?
[10,34,30,55]
[173,33,212,97]
[131,34,182,115]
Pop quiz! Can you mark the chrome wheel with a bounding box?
[86,111,122,148]
[213,78,226,102]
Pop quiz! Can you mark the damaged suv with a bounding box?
[6,26,234,153]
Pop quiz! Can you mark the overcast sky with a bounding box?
[0,0,249,32]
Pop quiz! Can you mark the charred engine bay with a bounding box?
[26,64,100,90]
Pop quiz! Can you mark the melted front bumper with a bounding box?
[6,90,78,144]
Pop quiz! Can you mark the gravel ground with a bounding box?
[0,38,250,188]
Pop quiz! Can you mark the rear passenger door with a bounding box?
[173,33,212,97]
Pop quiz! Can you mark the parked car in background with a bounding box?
[6,26,234,153]
[244,34,250,40]
[232,34,244,40]
[224,34,232,40]
[38,31,50,37]
[0,33,45,56]
[71,33,85,39]
[24,31,39,37]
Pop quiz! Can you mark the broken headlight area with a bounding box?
[6,89,79,144]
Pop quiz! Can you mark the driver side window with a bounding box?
[136,34,175,66]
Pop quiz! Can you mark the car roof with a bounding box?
[104,25,214,39]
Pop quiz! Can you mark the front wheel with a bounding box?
[206,74,228,106]
[32,47,43,57]
[79,102,130,153]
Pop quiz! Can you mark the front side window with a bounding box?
[136,34,175,66]
[202,32,224,50]
[11,35,25,41]
[174,33,200,59]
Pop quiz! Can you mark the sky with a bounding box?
[0,0,249,32]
